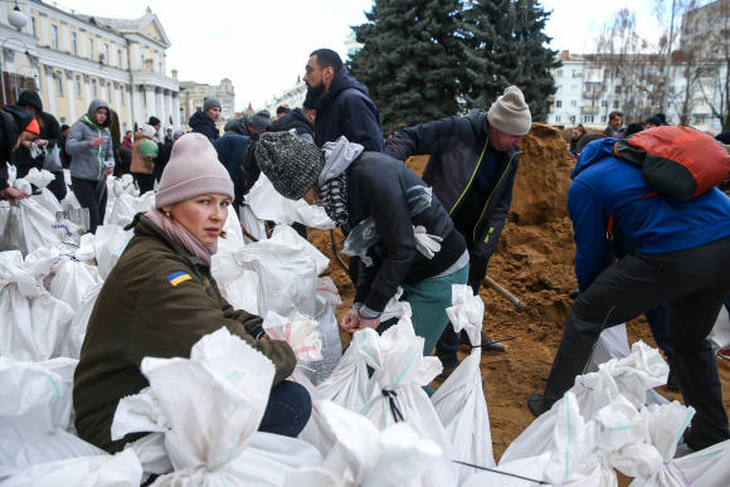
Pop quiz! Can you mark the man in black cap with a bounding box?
[189,97,221,142]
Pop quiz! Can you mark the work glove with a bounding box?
[413,225,442,259]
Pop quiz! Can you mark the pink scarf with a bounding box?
[145,209,217,267]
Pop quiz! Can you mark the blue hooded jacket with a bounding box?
[569,137,730,292]
[314,68,383,152]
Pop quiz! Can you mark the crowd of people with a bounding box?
[1,45,729,467]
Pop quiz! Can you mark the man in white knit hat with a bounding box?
[385,85,532,373]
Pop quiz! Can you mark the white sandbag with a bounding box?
[263,310,323,362]
[23,167,56,189]
[317,328,379,412]
[114,327,322,486]
[63,283,102,359]
[248,173,335,229]
[0,251,75,361]
[239,201,267,243]
[108,174,138,199]
[93,224,133,279]
[501,342,669,466]
[235,225,323,319]
[619,401,695,486]
[317,276,342,307]
[105,191,155,228]
[50,259,103,310]
[1,197,63,255]
[31,187,63,216]
[305,297,342,385]
[380,287,413,323]
[295,400,445,487]
[589,325,668,406]
[667,439,730,486]
[0,357,106,477]
[710,305,730,351]
[2,449,143,487]
[360,317,457,487]
[432,285,494,481]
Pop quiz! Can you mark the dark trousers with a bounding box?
[543,236,730,448]
[47,170,67,201]
[258,380,311,437]
[71,177,107,234]
[435,258,487,366]
[646,302,673,358]
[133,173,155,195]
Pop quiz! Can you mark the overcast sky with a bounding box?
[59,0,664,111]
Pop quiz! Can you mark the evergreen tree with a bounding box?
[350,0,464,134]
[460,0,559,121]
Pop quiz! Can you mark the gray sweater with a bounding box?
[67,99,114,181]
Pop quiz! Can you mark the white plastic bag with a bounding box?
[360,317,457,487]
[2,197,63,255]
[106,191,155,228]
[93,224,133,279]
[0,251,75,361]
[2,449,143,487]
[248,173,335,229]
[432,286,494,481]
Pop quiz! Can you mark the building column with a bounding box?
[66,71,75,121]
[155,87,164,123]
[144,85,156,122]
[172,92,181,126]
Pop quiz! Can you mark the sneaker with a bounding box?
[434,363,458,382]
[527,392,550,417]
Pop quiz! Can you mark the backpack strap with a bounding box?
[605,192,658,241]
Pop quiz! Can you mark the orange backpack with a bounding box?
[613,126,730,201]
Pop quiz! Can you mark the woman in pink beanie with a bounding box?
[73,133,310,454]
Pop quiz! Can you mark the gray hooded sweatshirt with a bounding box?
[67,99,114,181]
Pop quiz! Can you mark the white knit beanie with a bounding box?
[487,85,532,136]
[155,133,234,208]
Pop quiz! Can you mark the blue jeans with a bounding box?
[258,380,311,437]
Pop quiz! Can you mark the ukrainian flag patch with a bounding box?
[167,271,192,286]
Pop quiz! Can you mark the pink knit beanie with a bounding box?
[155,133,234,208]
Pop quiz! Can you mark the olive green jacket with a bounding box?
[73,214,296,451]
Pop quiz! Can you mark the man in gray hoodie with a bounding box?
[66,99,114,233]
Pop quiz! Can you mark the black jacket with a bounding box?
[346,152,465,312]
[385,110,519,265]
[271,108,313,138]
[315,68,383,152]
[189,110,219,141]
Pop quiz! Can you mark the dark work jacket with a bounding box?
[213,133,250,209]
[315,68,383,152]
[189,110,219,142]
[271,108,313,138]
[385,109,519,265]
[346,152,466,312]
[73,215,296,452]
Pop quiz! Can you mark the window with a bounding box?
[89,38,94,59]
[584,116,594,123]
[107,84,112,103]
[75,76,82,98]
[104,44,109,63]
[92,79,98,99]
[555,115,561,122]
[601,100,608,107]
[555,100,562,108]
[614,85,622,94]
[51,25,59,49]
[60,117,66,125]
[31,17,37,37]
[569,115,576,123]
[55,74,63,96]
[117,49,122,68]
[556,69,563,78]
[570,100,577,107]
[601,116,607,123]
[613,100,620,109]
[572,69,582,78]
[71,32,78,55]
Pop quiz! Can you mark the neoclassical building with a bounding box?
[0,1,179,136]
[179,78,235,128]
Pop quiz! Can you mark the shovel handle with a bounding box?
[483,275,526,312]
